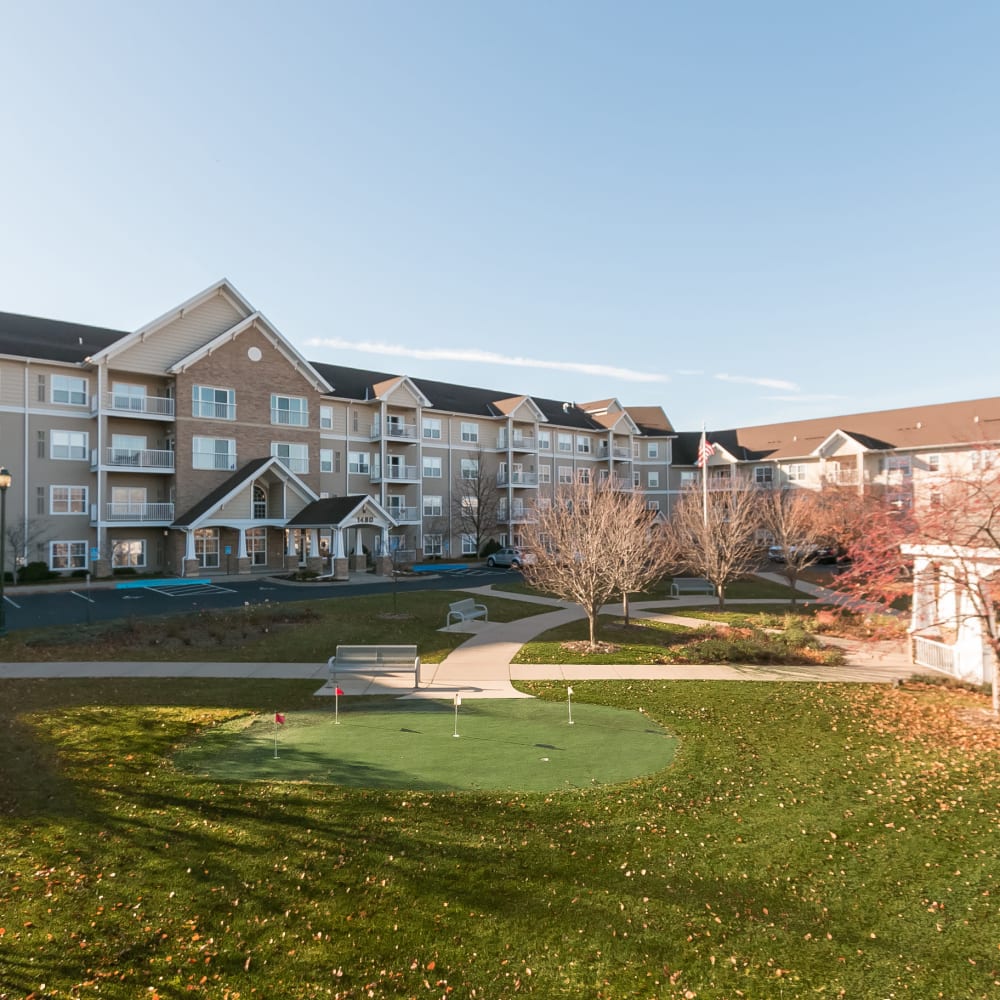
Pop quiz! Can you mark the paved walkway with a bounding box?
[0,576,931,698]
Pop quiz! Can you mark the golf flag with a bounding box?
[696,431,715,467]
[567,687,573,696]
[335,688,344,697]
[454,693,462,707]
[274,712,286,725]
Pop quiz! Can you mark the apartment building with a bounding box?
[0,280,674,579]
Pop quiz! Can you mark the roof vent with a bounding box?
[562,402,571,412]
[78,336,83,345]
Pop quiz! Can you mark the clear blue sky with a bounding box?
[2,1,997,430]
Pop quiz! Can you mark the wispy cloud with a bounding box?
[763,393,848,403]
[714,373,800,391]
[306,337,670,383]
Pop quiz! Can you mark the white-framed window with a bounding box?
[50,485,88,514]
[926,453,940,472]
[680,470,697,485]
[557,433,573,453]
[647,442,658,459]
[111,382,147,411]
[271,394,308,427]
[538,430,551,450]
[193,385,235,420]
[558,466,573,484]
[578,468,591,484]
[461,533,477,555]
[110,486,147,518]
[647,471,659,488]
[193,437,236,471]
[51,430,88,460]
[787,464,807,482]
[971,450,993,469]
[539,464,552,484]
[883,455,912,477]
[423,495,442,517]
[576,436,591,454]
[348,451,370,475]
[320,406,334,430]
[754,466,774,485]
[246,526,267,566]
[195,528,220,568]
[271,442,309,474]
[461,496,479,513]
[319,449,334,473]
[647,500,660,511]
[422,417,442,439]
[423,534,442,556]
[50,540,87,570]
[633,471,641,487]
[112,539,146,569]
[633,442,640,458]
[423,455,442,478]
[460,421,479,443]
[52,374,88,406]
[461,458,479,480]
[110,434,147,465]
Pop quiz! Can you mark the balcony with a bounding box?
[497,433,537,452]
[497,470,539,487]
[598,444,632,460]
[371,464,419,483]
[99,502,175,523]
[98,391,175,419]
[372,421,418,442]
[498,506,536,524]
[386,506,420,523]
[96,447,176,472]
[825,470,860,486]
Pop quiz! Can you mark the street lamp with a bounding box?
[0,466,10,637]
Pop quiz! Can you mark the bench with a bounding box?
[327,644,421,686]
[670,577,715,597]
[447,598,488,625]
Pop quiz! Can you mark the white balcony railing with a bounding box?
[387,506,419,522]
[104,502,175,522]
[372,421,418,441]
[497,471,539,487]
[102,447,176,470]
[497,434,537,451]
[192,450,236,471]
[372,464,419,482]
[100,392,175,418]
[271,408,308,426]
[194,401,236,420]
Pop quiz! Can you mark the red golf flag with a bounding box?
[274,712,286,725]
[335,688,344,696]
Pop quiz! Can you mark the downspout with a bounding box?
[22,365,29,566]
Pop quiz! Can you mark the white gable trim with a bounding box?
[379,376,432,407]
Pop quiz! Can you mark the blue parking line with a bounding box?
[116,578,210,589]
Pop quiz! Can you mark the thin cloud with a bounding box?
[307,337,670,383]
[714,373,799,391]
[763,393,848,403]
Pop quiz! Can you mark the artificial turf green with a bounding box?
[175,698,677,791]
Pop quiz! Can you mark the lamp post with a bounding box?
[0,466,10,637]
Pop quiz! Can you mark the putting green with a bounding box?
[175,698,677,791]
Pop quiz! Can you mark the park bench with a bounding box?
[669,577,715,597]
[446,598,488,625]
[327,644,421,686]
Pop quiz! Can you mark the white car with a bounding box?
[486,547,534,569]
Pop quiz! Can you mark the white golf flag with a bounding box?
[567,687,573,696]
[454,694,462,707]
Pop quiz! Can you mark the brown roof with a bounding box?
[626,406,675,434]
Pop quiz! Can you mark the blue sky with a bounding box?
[1,1,997,430]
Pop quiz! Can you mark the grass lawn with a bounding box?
[491,575,803,602]
[0,591,550,663]
[513,614,844,666]
[2,678,997,998]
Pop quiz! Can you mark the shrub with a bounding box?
[480,539,501,558]
[18,561,56,583]
[113,567,138,576]
[71,569,90,579]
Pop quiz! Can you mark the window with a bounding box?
[647,500,660,511]
[926,453,940,472]
[884,455,912,477]
[348,451,370,475]
[271,442,308,473]
[461,533,477,555]
[52,375,87,405]
[193,385,235,420]
[558,434,573,453]
[461,496,479,513]
[195,528,220,568]
[50,540,87,570]
[461,458,479,480]
[50,485,87,514]
[423,495,442,517]
[246,527,267,565]
[112,382,147,411]
[271,394,308,427]
[193,437,236,470]
[51,430,88,460]
[647,471,659,488]
[110,434,146,464]
[539,464,552,484]
[460,421,479,443]
[320,449,334,473]
[754,466,774,485]
[558,466,573,484]
[578,468,591,484]
[423,534,443,556]
[787,464,807,482]
[633,442,640,458]
[576,436,591,454]
[647,443,658,459]
[538,430,551,450]
[423,456,442,478]
[112,539,146,569]
[252,484,267,519]
[320,406,333,430]
[633,471,641,488]
[680,470,697,485]
[423,418,442,439]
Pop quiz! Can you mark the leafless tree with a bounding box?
[4,517,51,581]
[521,481,666,647]
[758,487,834,602]
[451,447,502,557]
[660,483,764,608]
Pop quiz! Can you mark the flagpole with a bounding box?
[701,423,709,526]
[567,686,574,725]
[453,693,461,737]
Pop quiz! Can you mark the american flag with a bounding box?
[696,434,715,468]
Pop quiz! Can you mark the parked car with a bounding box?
[486,547,534,569]
[767,544,840,564]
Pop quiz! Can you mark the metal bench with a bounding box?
[327,644,421,686]
[669,577,715,597]
[447,598,488,625]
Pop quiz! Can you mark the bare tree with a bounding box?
[660,484,764,608]
[452,447,502,557]
[521,481,665,647]
[611,507,672,625]
[759,487,834,602]
[4,517,51,581]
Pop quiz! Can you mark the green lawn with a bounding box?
[2,677,997,998]
[491,575,803,602]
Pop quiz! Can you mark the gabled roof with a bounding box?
[172,456,317,528]
[492,395,547,421]
[591,410,640,433]
[286,494,396,528]
[0,311,127,365]
[625,406,676,436]
[370,374,432,406]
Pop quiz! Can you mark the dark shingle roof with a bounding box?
[286,495,374,527]
[0,312,127,364]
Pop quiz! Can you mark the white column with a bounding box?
[237,527,248,560]
[309,529,319,557]
[333,527,345,559]
[185,530,196,560]
[286,530,297,557]
[909,557,937,632]
[354,529,364,556]
[381,528,389,555]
